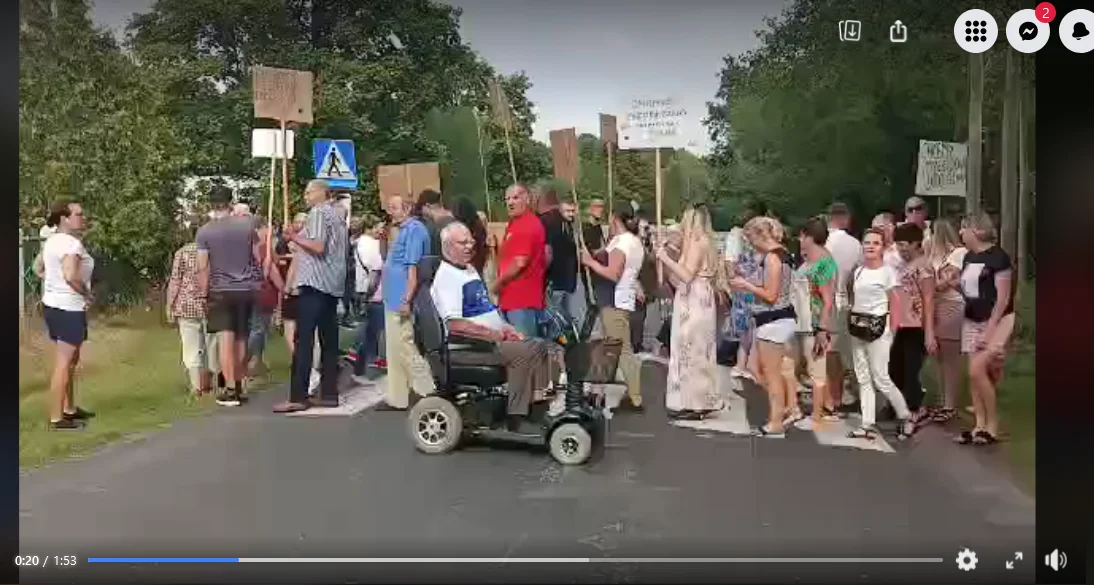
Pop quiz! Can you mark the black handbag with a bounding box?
[847,312,887,342]
[846,267,889,341]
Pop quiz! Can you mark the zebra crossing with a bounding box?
[644,357,897,454]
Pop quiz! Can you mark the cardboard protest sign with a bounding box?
[376,163,441,206]
[252,66,313,124]
[599,113,618,146]
[549,128,579,187]
[915,140,968,197]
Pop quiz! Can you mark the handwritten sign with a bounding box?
[549,128,579,186]
[618,97,691,150]
[915,140,967,197]
[252,66,314,124]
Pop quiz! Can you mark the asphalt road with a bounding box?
[19,306,1035,584]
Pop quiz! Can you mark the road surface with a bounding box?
[19,308,1034,584]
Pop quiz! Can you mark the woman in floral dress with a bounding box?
[656,205,727,420]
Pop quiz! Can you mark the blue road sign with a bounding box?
[312,139,358,190]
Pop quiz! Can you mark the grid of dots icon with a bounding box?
[965,20,988,43]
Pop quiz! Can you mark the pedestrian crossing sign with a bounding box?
[312,139,358,189]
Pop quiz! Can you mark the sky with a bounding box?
[90,0,791,155]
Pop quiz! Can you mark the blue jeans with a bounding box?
[353,301,386,375]
[247,308,272,363]
[548,290,574,327]
[504,309,542,339]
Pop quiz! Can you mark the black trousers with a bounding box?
[889,327,926,412]
[629,299,647,353]
[290,286,340,403]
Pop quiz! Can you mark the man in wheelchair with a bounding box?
[430,222,552,434]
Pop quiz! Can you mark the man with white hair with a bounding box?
[232,203,251,217]
[432,221,551,433]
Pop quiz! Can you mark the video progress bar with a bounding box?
[87,557,946,564]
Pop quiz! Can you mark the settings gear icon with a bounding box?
[956,548,978,571]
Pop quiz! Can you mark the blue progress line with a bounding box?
[87,558,240,563]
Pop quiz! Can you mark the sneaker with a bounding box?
[216,390,242,407]
[373,358,388,369]
[794,417,816,431]
[62,407,95,421]
[49,418,85,431]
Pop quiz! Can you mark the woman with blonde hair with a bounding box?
[656,204,725,420]
[955,213,1014,445]
[728,216,798,437]
[926,217,966,423]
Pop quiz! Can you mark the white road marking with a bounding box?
[286,383,386,417]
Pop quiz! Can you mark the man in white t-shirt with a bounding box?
[351,218,386,381]
[824,203,862,406]
[431,221,551,434]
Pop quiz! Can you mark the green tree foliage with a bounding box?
[705,0,1029,227]
[126,0,550,222]
[20,0,186,284]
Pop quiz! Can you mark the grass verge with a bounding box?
[922,282,1035,494]
[18,310,291,469]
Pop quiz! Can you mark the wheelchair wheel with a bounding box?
[408,397,464,455]
[548,423,593,465]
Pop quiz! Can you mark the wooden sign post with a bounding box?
[488,77,518,185]
[599,114,618,217]
[252,65,313,251]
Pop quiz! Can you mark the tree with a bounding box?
[20,0,186,291]
[126,0,549,220]
[704,0,1030,226]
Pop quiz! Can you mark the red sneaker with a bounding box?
[373,358,387,368]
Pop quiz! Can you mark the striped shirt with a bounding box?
[295,201,348,297]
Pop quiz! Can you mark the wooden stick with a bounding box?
[474,108,492,220]
[503,122,518,185]
[571,183,596,305]
[279,120,289,233]
[267,154,276,261]
[655,147,663,284]
[606,143,614,217]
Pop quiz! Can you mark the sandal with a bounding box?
[972,430,999,445]
[782,409,805,427]
[954,429,981,444]
[895,419,918,441]
[847,426,879,440]
[754,425,786,439]
[931,408,957,423]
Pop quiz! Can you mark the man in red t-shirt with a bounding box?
[490,184,547,338]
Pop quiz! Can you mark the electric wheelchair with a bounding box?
[406,256,617,465]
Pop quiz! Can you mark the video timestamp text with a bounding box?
[15,555,78,567]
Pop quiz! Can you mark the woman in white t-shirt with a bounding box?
[926,218,966,423]
[38,200,95,431]
[845,228,914,441]
[580,207,645,411]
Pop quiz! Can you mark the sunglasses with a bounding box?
[906,205,925,213]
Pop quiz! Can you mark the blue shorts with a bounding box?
[43,306,88,346]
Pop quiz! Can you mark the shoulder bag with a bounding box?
[846,267,887,342]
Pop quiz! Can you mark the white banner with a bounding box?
[914,140,967,197]
[618,97,694,150]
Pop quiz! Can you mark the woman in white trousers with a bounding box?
[845,229,915,441]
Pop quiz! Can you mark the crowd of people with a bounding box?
[35,183,1017,447]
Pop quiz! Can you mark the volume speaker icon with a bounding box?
[1044,549,1068,571]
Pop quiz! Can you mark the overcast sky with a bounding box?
[90,0,790,154]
